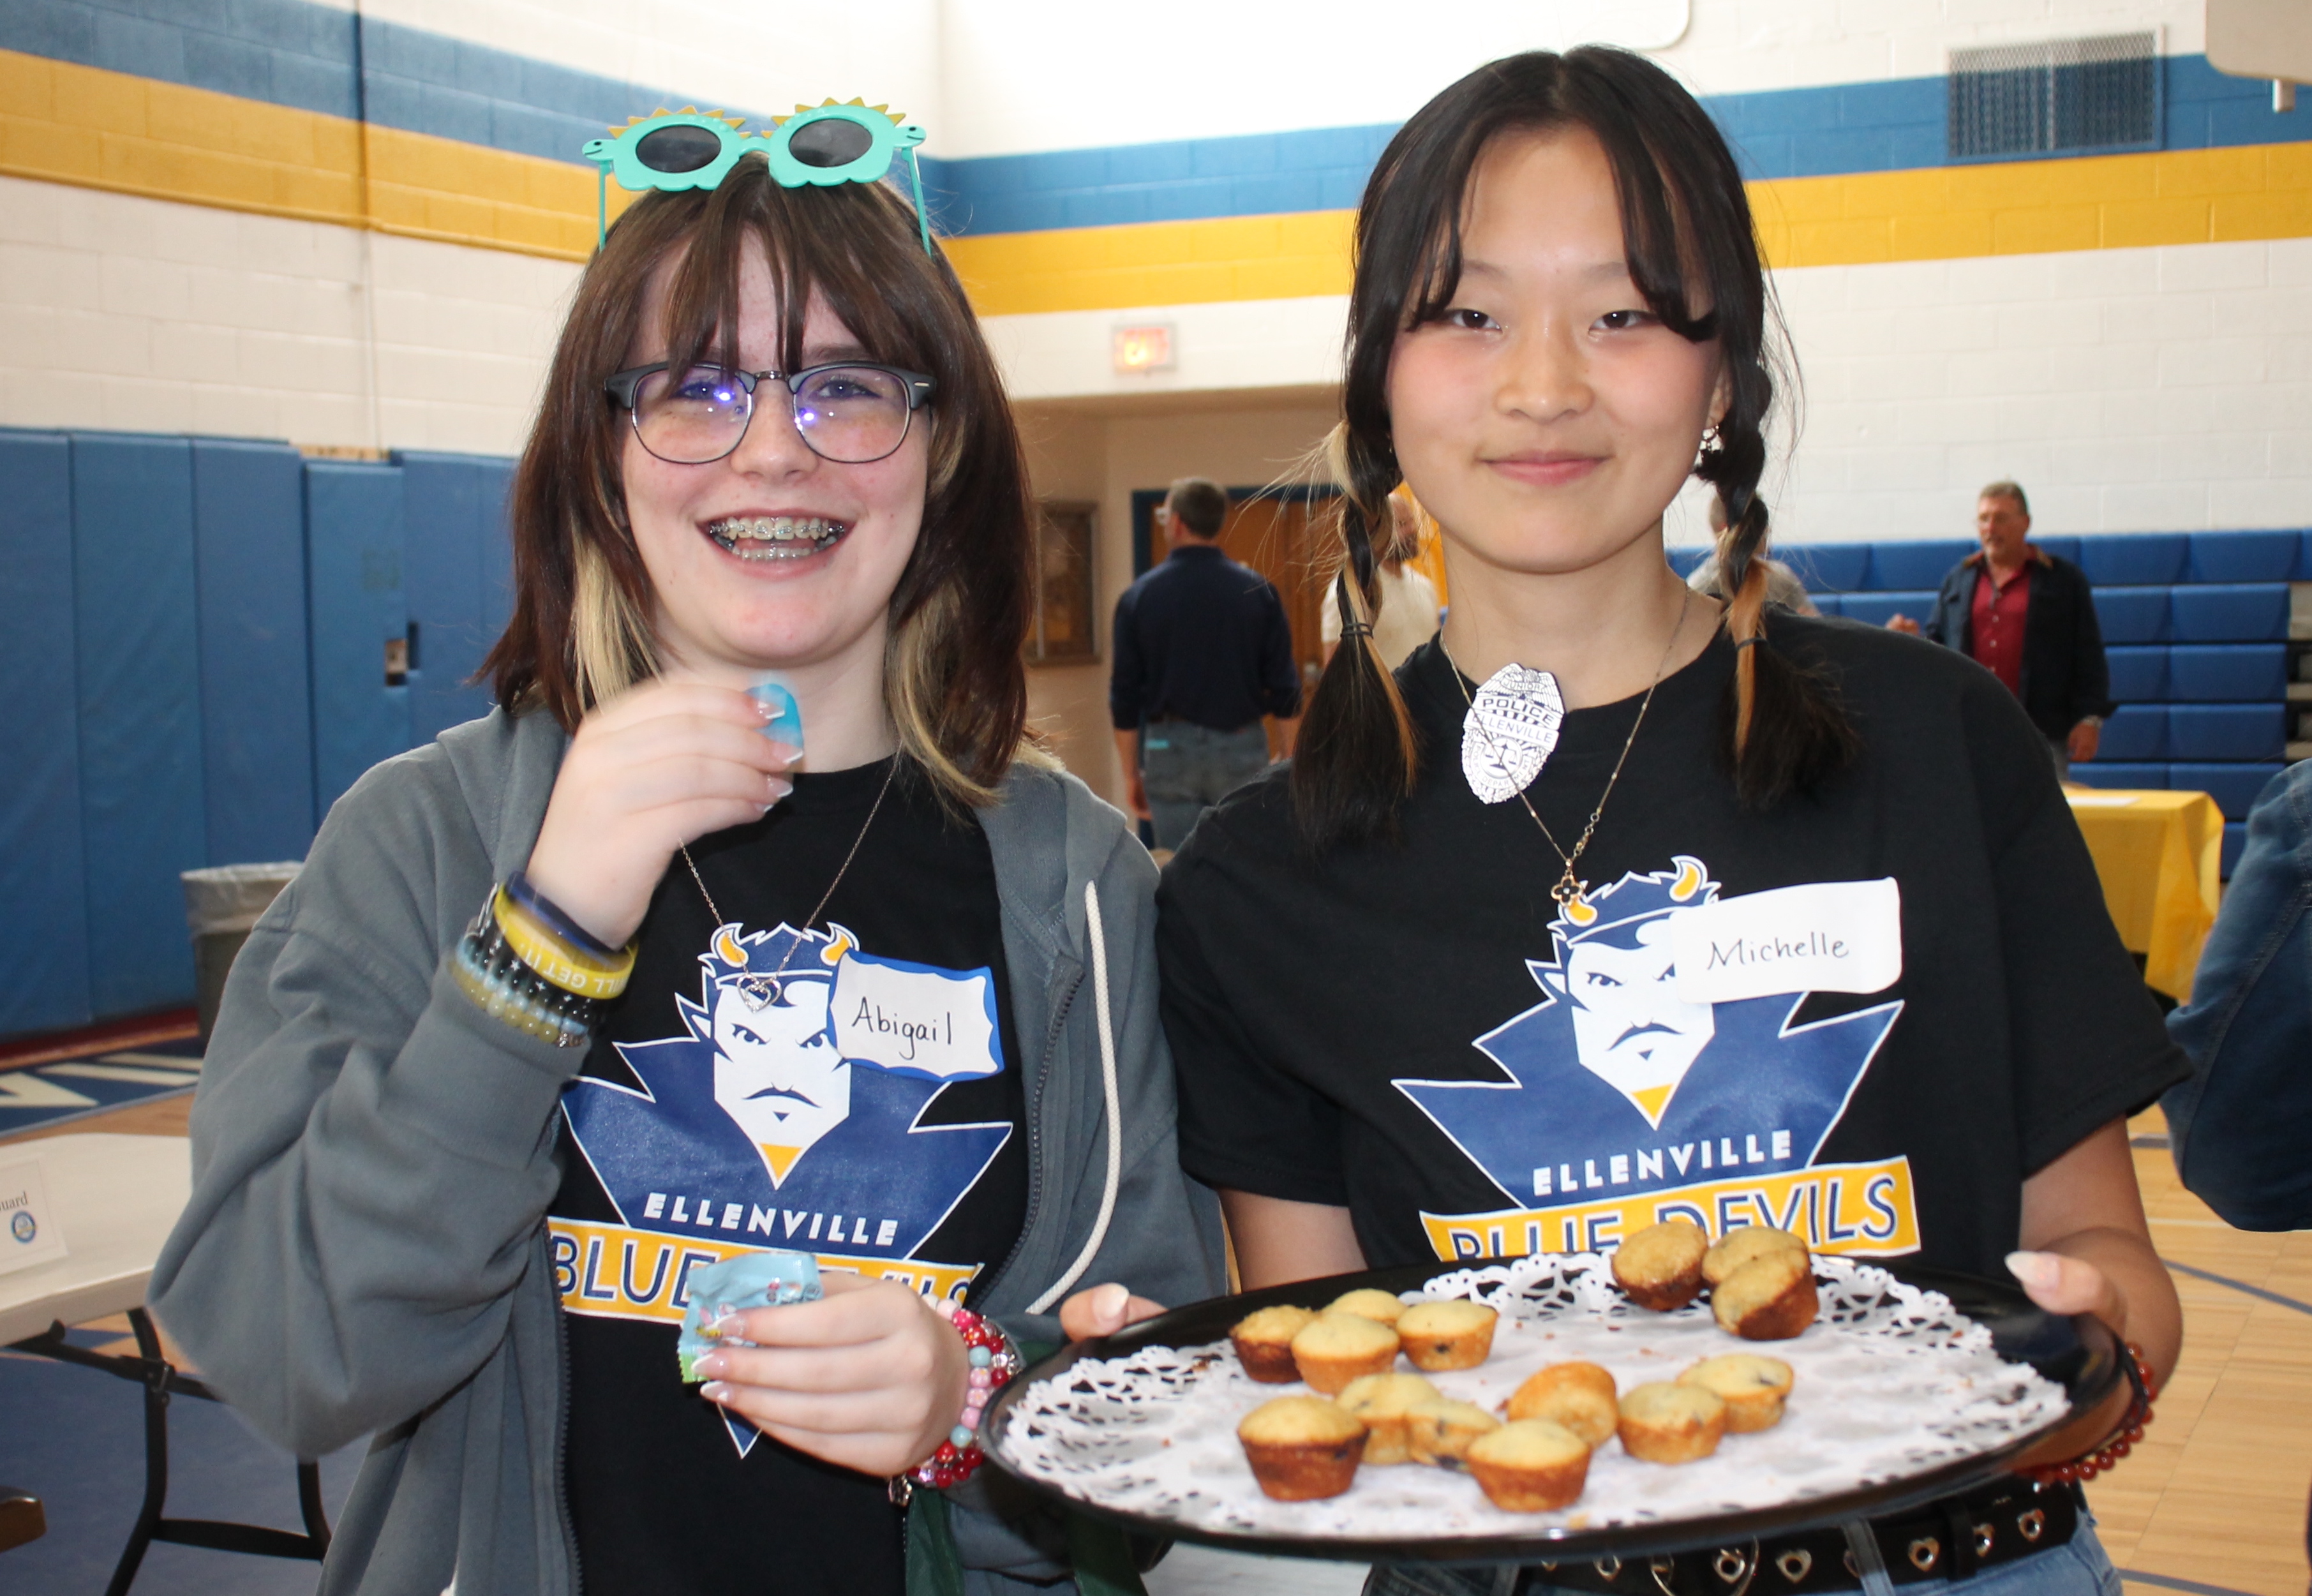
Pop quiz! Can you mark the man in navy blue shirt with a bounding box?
[1109,477,1301,851]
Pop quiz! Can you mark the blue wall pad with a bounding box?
[193,440,314,866]
[2168,761,2286,821]
[2168,703,2285,760]
[1778,543,1870,593]
[1865,540,1973,591]
[2032,535,2082,567]
[2105,646,2168,702]
[400,452,512,746]
[2077,533,2189,586]
[2096,705,2168,761]
[2092,588,2171,643]
[2223,820,2248,879]
[2070,761,2166,790]
[1666,547,1706,578]
[2299,530,2312,580]
[0,432,94,1036]
[1810,593,1844,617]
[2170,583,2292,642]
[1838,591,1936,629]
[305,461,410,823]
[2165,643,2288,701]
[71,433,205,1018]
[2189,529,2299,583]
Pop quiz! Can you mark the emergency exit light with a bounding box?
[1112,324,1174,373]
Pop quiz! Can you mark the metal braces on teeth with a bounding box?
[706,516,847,558]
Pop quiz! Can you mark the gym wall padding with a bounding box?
[305,461,411,821]
[72,434,208,1020]
[0,432,94,1038]
[402,451,516,746]
[193,440,315,867]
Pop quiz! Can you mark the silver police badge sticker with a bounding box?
[1462,663,1564,803]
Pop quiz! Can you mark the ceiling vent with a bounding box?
[1948,31,2161,160]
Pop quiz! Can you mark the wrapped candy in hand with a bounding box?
[677,1250,821,1381]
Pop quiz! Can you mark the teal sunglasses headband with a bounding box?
[584,99,932,253]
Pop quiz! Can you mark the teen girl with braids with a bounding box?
[1159,50,2182,1596]
[153,117,1219,1594]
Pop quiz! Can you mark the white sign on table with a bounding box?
[0,1153,70,1278]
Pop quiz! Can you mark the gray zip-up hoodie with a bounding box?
[148,708,1226,1594]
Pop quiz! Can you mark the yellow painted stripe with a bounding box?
[951,142,2312,317]
[3,45,2308,303]
[0,47,633,262]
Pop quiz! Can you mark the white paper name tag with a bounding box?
[0,1153,68,1278]
[1669,878,1903,1004]
[830,951,1001,1082]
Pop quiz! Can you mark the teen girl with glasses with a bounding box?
[1158,50,2181,1596]
[152,131,1219,1594]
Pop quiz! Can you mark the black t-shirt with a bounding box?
[1159,620,2187,1278]
[548,756,1027,1596]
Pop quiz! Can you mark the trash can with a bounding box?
[181,863,302,1046]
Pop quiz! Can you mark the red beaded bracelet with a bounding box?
[889,1302,1022,1506]
[2022,1340,2156,1486]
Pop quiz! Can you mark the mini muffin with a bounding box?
[1465,1418,1593,1511]
[1406,1397,1500,1465]
[1506,1361,1620,1447]
[1291,1310,1402,1394]
[1612,1219,1710,1310]
[1230,1304,1318,1383]
[1701,1225,1809,1287]
[1396,1299,1500,1371]
[1327,1287,1407,1325]
[1618,1381,1727,1463]
[1678,1354,1795,1433]
[1712,1250,1819,1341]
[1238,1396,1367,1501]
[1338,1371,1440,1465]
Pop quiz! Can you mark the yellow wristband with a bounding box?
[492,887,636,1000]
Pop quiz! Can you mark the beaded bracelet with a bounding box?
[890,1302,1023,1504]
[2022,1340,2156,1485]
[452,899,605,1048]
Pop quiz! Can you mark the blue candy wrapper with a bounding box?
[747,678,804,752]
[677,1249,821,1382]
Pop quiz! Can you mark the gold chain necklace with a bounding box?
[1442,586,1692,915]
[679,754,897,976]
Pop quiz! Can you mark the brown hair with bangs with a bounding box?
[1293,47,1856,850]
[481,154,1036,806]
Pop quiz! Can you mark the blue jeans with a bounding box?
[1142,720,1271,851]
[1359,1522,2121,1596]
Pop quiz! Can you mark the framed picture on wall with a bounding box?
[1028,500,1098,666]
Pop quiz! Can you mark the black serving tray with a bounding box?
[981,1258,2119,1564]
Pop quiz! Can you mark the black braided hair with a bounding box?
[1292,47,1854,849]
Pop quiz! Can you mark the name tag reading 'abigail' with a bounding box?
[829,948,1002,1081]
[1668,878,1902,1005]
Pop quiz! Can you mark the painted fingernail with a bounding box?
[711,1315,747,1338]
[700,1380,731,1403]
[2005,1250,2061,1288]
[694,1353,727,1380]
[1095,1282,1130,1320]
[768,776,793,801]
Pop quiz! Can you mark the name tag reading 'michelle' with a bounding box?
[1669,878,1903,1005]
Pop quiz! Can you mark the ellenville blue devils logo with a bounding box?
[550,920,1011,1455]
[1397,856,1918,1263]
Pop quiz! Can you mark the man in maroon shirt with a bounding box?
[1888,482,2113,778]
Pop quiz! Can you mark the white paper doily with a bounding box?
[987,1254,2069,1545]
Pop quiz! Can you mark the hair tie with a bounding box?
[1341,620,1376,640]
[1733,636,1766,652]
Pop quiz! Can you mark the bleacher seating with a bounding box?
[1683,526,2312,879]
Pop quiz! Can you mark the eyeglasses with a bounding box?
[604,362,935,466]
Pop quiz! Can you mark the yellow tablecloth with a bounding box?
[2063,787,2224,1002]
